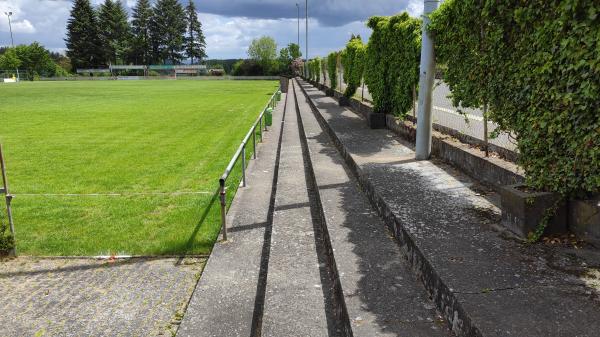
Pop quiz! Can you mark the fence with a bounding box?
[218,87,282,240]
[317,69,517,154]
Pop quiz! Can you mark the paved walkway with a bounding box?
[0,257,204,337]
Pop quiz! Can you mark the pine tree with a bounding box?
[131,0,153,65]
[151,0,187,64]
[184,0,207,64]
[98,0,131,65]
[65,0,103,70]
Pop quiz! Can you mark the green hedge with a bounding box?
[430,0,600,197]
[340,36,366,98]
[364,13,421,116]
[312,58,321,83]
[327,52,338,90]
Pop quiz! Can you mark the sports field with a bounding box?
[0,79,278,256]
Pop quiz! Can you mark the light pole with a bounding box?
[415,0,439,160]
[296,3,300,49]
[4,12,14,46]
[4,11,19,81]
[305,0,308,78]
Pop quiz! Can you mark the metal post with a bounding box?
[483,103,489,157]
[219,181,227,241]
[361,80,365,102]
[296,3,300,50]
[415,0,440,160]
[412,84,417,119]
[305,0,308,78]
[259,117,263,142]
[253,126,257,159]
[241,145,247,187]
[0,144,15,256]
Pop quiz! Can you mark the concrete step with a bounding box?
[260,81,337,337]
[296,78,600,337]
[177,92,288,337]
[293,79,452,336]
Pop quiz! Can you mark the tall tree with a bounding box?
[287,43,302,59]
[247,36,277,72]
[184,0,207,64]
[151,0,187,64]
[130,0,153,65]
[98,0,131,65]
[65,0,103,70]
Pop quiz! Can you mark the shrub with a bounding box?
[429,0,600,197]
[327,52,338,90]
[340,36,366,98]
[364,13,421,115]
[311,58,321,83]
[0,222,14,255]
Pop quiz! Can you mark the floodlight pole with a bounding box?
[4,11,19,82]
[415,0,439,160]
[296,4,300,49]
[304,0,308,78]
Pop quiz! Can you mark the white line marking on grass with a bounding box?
[13,191,212,197]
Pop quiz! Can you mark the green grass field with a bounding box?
[0,79,278,256]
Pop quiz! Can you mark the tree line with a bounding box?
[232,36,302,76]
[0,43,70,79]
[65,0,206,71]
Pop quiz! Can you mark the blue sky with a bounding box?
[0,0,423,59]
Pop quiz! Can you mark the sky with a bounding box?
[0,0,424,59]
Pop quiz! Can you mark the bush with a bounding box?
[309,58,321,83]
[340,36,366,98]
[429,0,600,197]
[0,223,14,255]
[327,52,338,90]
[364,13,421,115]
[232,59,265,76]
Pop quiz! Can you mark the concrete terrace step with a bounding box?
[177,92,288,337]
[293,79,452,336]
[260,81,335,336]
[296,78,600,337]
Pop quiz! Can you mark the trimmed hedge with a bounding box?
[429,0,600,198]
[340,36,366,98]
[365,13,421,116]
[308,58,321,83]
[327,52,339,90]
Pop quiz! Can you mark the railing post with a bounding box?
[259,117,263,142]
[483,103,489,157]
[242,145,247,187]
[219,180,227,241]
[253,126,257,159]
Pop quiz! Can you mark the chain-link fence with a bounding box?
[316,69,517,154]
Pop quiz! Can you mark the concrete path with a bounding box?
[177,93,287,337]
[261,81,333,337]
[297,78,600,337]
[294,80,451,336]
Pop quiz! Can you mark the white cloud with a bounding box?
[407,0,424,18]
[0,0,417,58]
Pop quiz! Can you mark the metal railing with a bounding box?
[218,87,281,240]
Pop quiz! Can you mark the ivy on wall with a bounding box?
[327,52,339,91]
[429,0,600,197]
[340,36,366,98]
[364,13,421,116]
